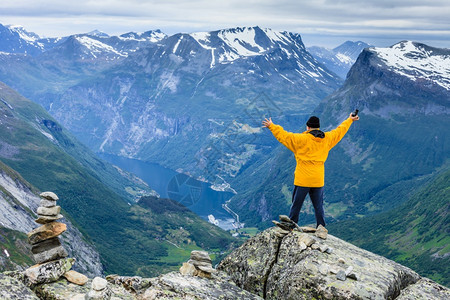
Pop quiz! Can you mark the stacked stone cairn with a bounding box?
[179,250,216,278]
[23,191,86,286]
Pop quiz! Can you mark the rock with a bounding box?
[347,272,358,280]
[0,273,39,299]
[318,264,329,275]
[272,226,290,237]
[187,259,212,268]
[35,214,64,224]
[24,258,75,286]
[338,257,346,264]
[319,244,329,253]
[180,262,196,276]
[40,199,57,207]
[31,237,62,254]
[311,243,320,250]
[40,191,59,201]
[272,220,293,231]
[92,276,108,291]
[33,245,68,264]
[329,268,338,274]
[217,228,286,298]
[190,251,211,263]
[325,247,333,254]
[142,271,263,299]
[34,278,134,300]
[27,222,67,245]
[197,265,217,274]
[86,289,112,300]
[336,270,347,281]
[220,227,424,300]
[315,224,328,240]
[278,215,292,223]
[193,268,212,279]
[299,241,307,251]
[345,266,353,276]
[299,226,316,233]
[37,206,61,216]
[106,275,151,292]
[297,232,316,247]
[63,270,88,286]
[396,278,450,300]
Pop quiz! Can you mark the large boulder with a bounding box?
[24,258,75,286]
[218,228,449,299]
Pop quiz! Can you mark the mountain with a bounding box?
[329,166,450,287]
[0,160,103,277]
[0,81,235,276]
[228,41,450,227]
[308,41,371,78]
[41,26,342,192]
[0,24,46,56]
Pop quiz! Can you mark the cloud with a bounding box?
[0,0,448,47]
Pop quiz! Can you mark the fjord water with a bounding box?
[98,153,236,229]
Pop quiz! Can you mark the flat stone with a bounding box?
[272,220,293,231]
[37,206,61,216]
[40,199,57,208]
[273,226,290,237]
[279,215,292,223]
[338,258,346,264]
[40,192,59,201]
[297,233,315,247]
[92,277,108,291]
[86,288,112,300]
[319,244,329,253]
[299,226,317,233]
[188,259,213,268]
[311,243,320,250]
[197,265,217,274]
[63,270,88,286]
[180,262,196,276]
[28,222,67,245]
[33,245,68,264]
[325,247,334,254]
[24,258,75,286]
[347,272,358,280]
[329,268,338,274]
[35,214,63,224]
[336,270,347,281]
[190,251,211,263]
[31,237,61,254]
[315,225,328,240]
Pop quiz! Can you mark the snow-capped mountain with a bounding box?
[0,24,45,55]
[308,41,371,78]
[119,29,167,42]
[370,41,450,91]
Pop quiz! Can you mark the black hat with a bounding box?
[306,116,320,128]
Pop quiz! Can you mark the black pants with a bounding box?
[288,185,325,227]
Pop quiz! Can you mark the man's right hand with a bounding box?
[262,117,273,128]
[349,113,360,121]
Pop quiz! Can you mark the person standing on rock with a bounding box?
[262,113,359,233]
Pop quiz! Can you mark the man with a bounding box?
[262,113,359,236]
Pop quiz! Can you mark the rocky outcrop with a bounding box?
[218,227,449,299]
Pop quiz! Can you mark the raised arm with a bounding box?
[326,113,359,149]
[263,118,303,152]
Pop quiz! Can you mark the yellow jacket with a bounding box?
[268,118,354,187]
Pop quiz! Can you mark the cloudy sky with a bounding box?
[1,0,449,48]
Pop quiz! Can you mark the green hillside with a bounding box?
[328,167,450,287]
[0,227,33,272]
[0,81,236,275]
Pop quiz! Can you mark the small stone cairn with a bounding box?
[23,191,86,286]
[180,250,216,278]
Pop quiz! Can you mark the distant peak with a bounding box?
[86,30,109,38]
